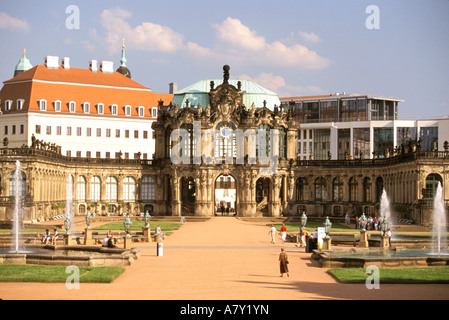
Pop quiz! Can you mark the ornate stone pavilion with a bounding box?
[0,66,448,227]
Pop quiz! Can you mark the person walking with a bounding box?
[280,224,287,244]
[279,248,289,277]
[269,225,277,244]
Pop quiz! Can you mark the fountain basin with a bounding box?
[0,245,139,267]
[313,248,449,268]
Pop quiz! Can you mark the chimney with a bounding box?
[89,60,98,72]
[100,61,114,74]
[45,56,59,69]
[62,57,70,70]
[169,82,178,94]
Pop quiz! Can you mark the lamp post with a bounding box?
[123,215,133,249]
[380,217,389,249]
[323,217,332,250]
[84,211,93,245]
[124,215,132,238]
[300,212,308,228]
[143,210,151,242]
[359,213,369,248]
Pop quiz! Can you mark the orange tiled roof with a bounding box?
[1,65,173,118]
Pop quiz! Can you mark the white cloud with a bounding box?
[240,72,328,97]
[213,17,266,51]
[299,31,321,43]
[213,17,330,70]
[100,8,184,53]
[0,12,29,32]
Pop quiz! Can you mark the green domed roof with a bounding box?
[14,49,33,77]
[171,79,281,111]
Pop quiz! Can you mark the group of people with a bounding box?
[41,229,59,245]
[355,216,384,231]
[102,230,117,248]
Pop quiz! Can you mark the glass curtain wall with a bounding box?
[314,129,330,160]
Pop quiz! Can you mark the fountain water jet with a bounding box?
[380,189,392,227]
[65,174,75,235]
[432,182,447,255]
[12,160,24,253]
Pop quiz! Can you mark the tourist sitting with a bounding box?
[102,236,109,247]
[51,229,59,245]
[42,229,51,244]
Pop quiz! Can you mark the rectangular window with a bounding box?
[35,125,41,134]
[20,124,24,134]
[12,125,16,135]
[106,152,110,158]
[57,126,62,135]
[106,128,111,137]
[86,151,91,158]
[76,151,82,157]
[116,129,120,138]
[66,150,72,157]
[143,131,148,139]
[96,128,101,137]
[96,151,101,158]
[134,130,139,139]
[87,128,91,137]
[77,127,82,136]
[125,130,129,138]
[67,127,72,136]
[46,126,51,135]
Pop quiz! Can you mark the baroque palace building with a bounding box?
[0,57,448,227]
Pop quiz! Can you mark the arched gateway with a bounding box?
[151,65,293,217]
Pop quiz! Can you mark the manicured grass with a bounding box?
[328,266,449,284]
[93,220,182,232]
[0,264,125,283]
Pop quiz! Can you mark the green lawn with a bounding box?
[0,264,125,283]
[328,266,449,284]
[93,220,182,233]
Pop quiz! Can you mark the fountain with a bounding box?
[431,182,448,255]
[380,189,392,228]
[12,160,24,253]
[65,174,74,235]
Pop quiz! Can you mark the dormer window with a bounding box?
[5,100,13,111]
[151,107,158,118]
[97,103,104,114]
[124,105,131,116]
[68,101,76,113]
[38,99,47,111]
[111,104,118,116]
[137,106,145,117]
[16,99,25,110]
[54,100,61,112]
[83,102,90,114]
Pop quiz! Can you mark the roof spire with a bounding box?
[14,48,33,77]
[116,38,131,78]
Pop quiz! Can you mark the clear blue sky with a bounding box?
[1,0,448,118]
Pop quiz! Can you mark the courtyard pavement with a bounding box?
[1,216,449,300]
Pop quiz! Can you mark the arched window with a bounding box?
[296,177,308,201]
[106,177,118,202]
[77,176,86,202]
[165,127,172,158]
[279,127,287,159]
[375,177,384,203]
[141,177,156,201]
[9,171,26,198]
[215,121,236,159]
[363,177,372,202]
[257,124,271,158]
[90,176,101,202]
[349,177,358,202]
[179,124,195,158]
[123,177,136,201]
[424,174,443,199]
[315,177,327,202]
[333,177,344,202]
